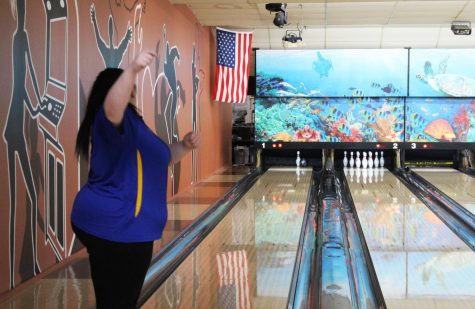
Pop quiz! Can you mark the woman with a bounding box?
[71,50,200,309]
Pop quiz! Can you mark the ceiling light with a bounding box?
[265,3,288,28]
[451,21,471,35]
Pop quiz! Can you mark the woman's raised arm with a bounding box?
[104,50,156,125]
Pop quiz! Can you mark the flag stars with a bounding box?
[217,30,236,68]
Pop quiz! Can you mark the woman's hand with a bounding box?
[131,50,156,73]
[169,132,200,165]
[183,132,200,150]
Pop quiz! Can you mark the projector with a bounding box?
[451,21,471,35]
[283,31,302,43]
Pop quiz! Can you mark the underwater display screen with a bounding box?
[256,49,408,97]
[409,49,475,97]
[405,98,475,142]
[255,97,405,143]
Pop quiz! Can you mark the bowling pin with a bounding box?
[374,151,379,168]
[362,152,368,169]
[349,151,355,168]
[343,151,348,168]
[356,151,361,168]
[296,151,301,167]
[380,151,385,168]
[368,151,373,168]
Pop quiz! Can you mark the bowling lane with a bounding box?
[346,168,475,309]
[0,166,251,309]
[412,168,475,215]
[142,167,312,309]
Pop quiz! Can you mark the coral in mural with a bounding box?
[256,97,405,143]
[294,125,320,142]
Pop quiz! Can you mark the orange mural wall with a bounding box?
[0,0,232,295]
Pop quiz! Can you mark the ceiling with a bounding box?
[170,0,475,49]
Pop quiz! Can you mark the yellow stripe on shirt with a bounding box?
[135,150,143,217]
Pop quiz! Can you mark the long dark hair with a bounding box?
[75,68,123,159]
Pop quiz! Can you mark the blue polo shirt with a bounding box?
[71,105,170,242]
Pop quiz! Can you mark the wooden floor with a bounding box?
[413,168,475,215]
[0,166,253,309]
[346,168,475,309]
[142,167,312,309]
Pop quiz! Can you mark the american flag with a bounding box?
[216,250,251,309]
[213,28,253,104]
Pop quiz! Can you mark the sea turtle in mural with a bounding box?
[417,56,475,96]
[312,52,333,78]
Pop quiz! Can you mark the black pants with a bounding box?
[72,224,153,309]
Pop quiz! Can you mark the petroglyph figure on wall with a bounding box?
[4,0,44,288]
[90,3,132,68]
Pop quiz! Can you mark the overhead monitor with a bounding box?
[409,49,475,97]
[256,49,408,98]
[255,97,404,149]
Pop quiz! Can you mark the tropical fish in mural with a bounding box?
[417,57,475,96]
[328,106,345,120]
[350,88,365,97]
[376,103,399,114]
[312,52,333,78]
[423,119,456,141]
[359,109,375,123]
[381,83,399,94]
[405,110,429,141]
[372,82,400,95]
[409,112,425,125]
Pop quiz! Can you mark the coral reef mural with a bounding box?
[405,98,475,142]
[255,97,404,143]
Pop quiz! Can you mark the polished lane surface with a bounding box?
[413,168,475,215]
[346,168,475,309]
[142,167,312,309]
[0,166,251,309]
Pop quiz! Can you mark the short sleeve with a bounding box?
[93,105,134,143]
